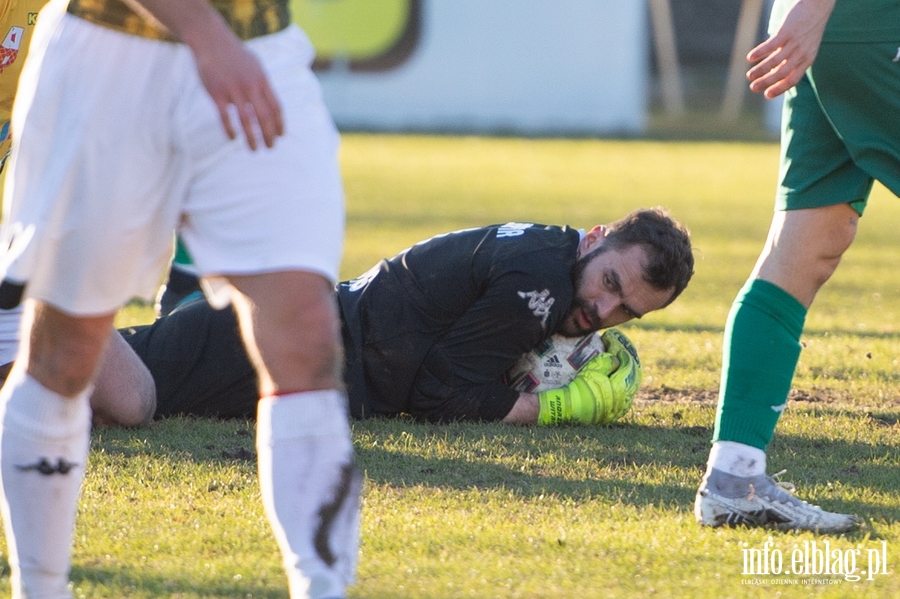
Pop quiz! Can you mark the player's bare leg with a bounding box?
[697,204,861,532]
[0,302,114,598]
[229,271,360,599]
[89,331,157,428]
[752,203,858,307]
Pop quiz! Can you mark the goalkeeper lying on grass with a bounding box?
[0,208,694,427]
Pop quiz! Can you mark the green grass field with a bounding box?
[4,135,900,598]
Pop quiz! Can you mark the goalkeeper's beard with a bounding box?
[558,250,604,337]
[559,297,601,337]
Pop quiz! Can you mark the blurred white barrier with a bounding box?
[304,1,648,136]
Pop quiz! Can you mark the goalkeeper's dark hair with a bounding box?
[596,207,694,307]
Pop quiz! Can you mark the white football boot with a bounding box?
[695,468,862,533]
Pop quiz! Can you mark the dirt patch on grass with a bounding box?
[636,387,900,410]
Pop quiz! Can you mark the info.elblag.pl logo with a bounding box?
[741,538,890,583]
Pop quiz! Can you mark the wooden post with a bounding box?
[720,0,765,121]
[649,0,684,116]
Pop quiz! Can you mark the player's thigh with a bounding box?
[229,271,340,351]
[180,26,344,286]
[228,271,342,391]
[5,17,189,314]
[754,203,859,306]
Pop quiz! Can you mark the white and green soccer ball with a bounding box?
[506,332,605,393]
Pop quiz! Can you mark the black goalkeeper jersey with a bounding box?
[126,223,580,423]
[120,298,258,420]
[339,223,580,422]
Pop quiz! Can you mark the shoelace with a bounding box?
[770,469,797,495]
[747,469,799,502]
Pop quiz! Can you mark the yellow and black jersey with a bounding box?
[67,0,290,42]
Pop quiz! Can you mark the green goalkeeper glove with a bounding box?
[537,328,642,426]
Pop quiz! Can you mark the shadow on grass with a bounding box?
[355,421,704,505]
[353,408,900,528]
[90,407,900,534]
[64,565,287,599]
[93,416,258,464]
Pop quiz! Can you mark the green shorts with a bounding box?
[777,41,900,215]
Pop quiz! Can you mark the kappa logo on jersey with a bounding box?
[16,457,78,475]
[497,222,533,238]
[518,289,554,328]
[346,264,380,292]
[0,26,24,73]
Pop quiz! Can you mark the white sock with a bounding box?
[0,369,92,599]
[706,440,767,477]
[256,390,361,599]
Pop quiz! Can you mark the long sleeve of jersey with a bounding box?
[338,223,579,422]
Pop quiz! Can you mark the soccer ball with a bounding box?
[506,332,606,393]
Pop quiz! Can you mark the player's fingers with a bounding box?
[749,64,801,96]
[581,352,617,376]
[216,100,238,142]
[747,53,791,93]
[600,328,638,362]
[746,51,781,83]
[250,85,284,149]
[253,96,284,148]
[748,68,779,93]
[746,35,781,64]
[235,101,259,152]
[228,80,283,150]
[612,349,632,377]
[763,72,803,99]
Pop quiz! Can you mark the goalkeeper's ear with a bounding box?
[576,225,608,259]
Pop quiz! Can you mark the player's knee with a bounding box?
[29,337,106,397]
[90,364,157,428]
[257,303,343,390]
[810,254,842,290]
[28,305,114,396]
[811,218,856,288]
[116,377,157,428]
[284,310,343,383]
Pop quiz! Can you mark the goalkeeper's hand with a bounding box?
[536,328,642,426]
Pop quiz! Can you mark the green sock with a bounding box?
[713,279,807,450]
[173,236,195,270]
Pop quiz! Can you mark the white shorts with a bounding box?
[0,8,344,316]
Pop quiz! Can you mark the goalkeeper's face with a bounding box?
[558,244,674,337]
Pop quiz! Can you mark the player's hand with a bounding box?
[187,16,284,150]
[745,0,836,99]
[537,329,642,426]
[601,328,642,402]
[124,0,283,149]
